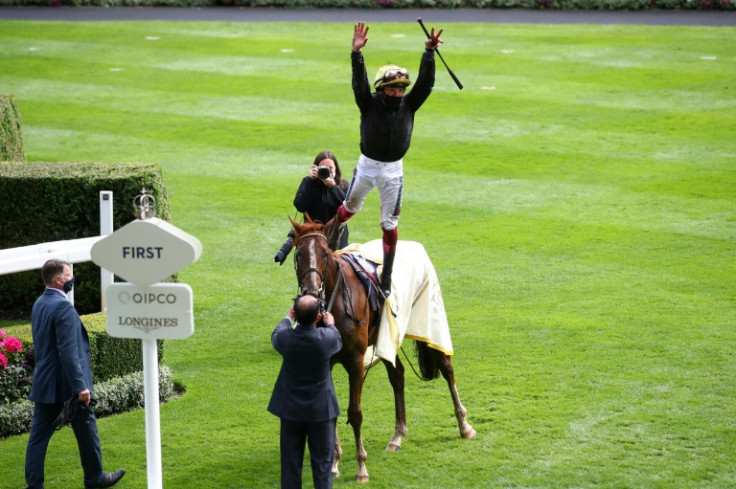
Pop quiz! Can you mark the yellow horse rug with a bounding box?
[336,239,453,367]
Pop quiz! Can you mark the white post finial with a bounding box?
[134,189,156,220]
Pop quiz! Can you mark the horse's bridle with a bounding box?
[294,232,330,304]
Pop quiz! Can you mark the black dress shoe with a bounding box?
[86,468,126,488]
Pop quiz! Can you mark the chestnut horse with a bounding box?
[290,217,476,483]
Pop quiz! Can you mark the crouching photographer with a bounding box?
[274,150,350,265]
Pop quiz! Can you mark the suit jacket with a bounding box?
[268,318,342,422]
[29,288,93,404]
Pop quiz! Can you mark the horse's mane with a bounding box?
[291,215,330,243]
[298,221,326,235]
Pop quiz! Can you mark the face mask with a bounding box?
[63,277,75,294]
[383,95,402,110]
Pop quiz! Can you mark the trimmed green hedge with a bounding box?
[0,162,172,317]
[83,313,165,383]
[0,94,24,162]
[0,365,176,439]
[0,0,732,9]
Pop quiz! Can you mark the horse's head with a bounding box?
[290,215,334,300]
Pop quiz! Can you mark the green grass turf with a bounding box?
[1,19,735,488]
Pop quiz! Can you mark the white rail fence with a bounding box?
[0,191,114,308]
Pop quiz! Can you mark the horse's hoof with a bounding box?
[332,470,340,478]
[355,474,370,483]
[386,443,402,452]
[462,428,477,440]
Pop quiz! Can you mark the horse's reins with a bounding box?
[325,272,342,313]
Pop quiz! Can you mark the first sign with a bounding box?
[91,217,203,286]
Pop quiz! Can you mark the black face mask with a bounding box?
[382,94,402,110]
[63,277,75,294]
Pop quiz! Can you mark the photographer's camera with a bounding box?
[317,166,331,180]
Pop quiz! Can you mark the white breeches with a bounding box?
[344,154,404,231]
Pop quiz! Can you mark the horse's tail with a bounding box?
[415,340,440,381]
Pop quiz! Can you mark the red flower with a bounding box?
[3,337,22,353]
[0,352,7,369]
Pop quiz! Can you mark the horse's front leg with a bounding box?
[383,357,408,451]
[346,357,369,482]
[435,352,477,439]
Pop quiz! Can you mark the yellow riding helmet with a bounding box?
[374,64,411,91]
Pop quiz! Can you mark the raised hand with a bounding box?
[353,22,369,52]
[424,26,444,51]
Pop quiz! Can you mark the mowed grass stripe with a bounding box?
[19,100,355,154]
[22,126,319,182]
[4,76,344,124]
[408,171,734,242]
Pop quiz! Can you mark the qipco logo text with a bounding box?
[119,291,178,305]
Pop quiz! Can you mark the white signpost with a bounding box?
[91,190,202,489]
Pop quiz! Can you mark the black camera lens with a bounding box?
[274,234,295,265]
[317,166,331,179]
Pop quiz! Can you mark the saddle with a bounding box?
[339,252,384,312]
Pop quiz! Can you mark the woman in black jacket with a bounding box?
[294,150,349,227]
[274,151,350,264]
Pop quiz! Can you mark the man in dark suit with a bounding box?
[268,295,343,489]
[25,259,125,489]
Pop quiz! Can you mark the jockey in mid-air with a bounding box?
[328,21,444,298]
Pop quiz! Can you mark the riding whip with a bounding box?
[417,18,463,90]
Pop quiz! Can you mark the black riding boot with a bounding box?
[380,251,395,298]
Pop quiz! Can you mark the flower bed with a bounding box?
[0,330,34,405]
[0,328,179,439]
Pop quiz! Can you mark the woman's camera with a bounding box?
[317,166,331,180]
